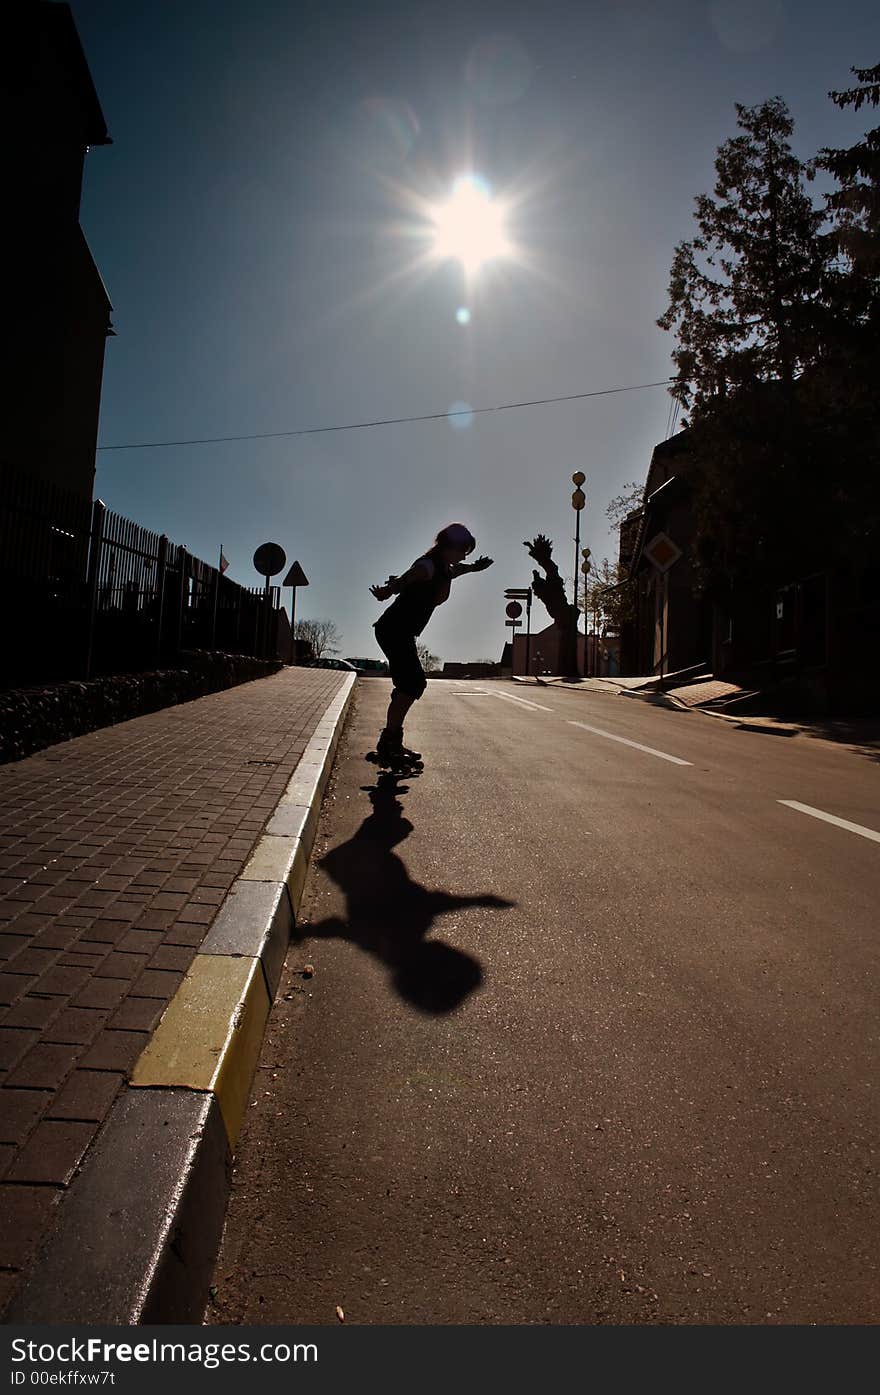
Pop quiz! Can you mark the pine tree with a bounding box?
[658,98,827,415]
[818,65,880,279]
[814,64,880,332]
[806,64,880,570]
[655,99,838,590]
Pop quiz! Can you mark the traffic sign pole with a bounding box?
[281,560,309,664]
[253,542,287,660]
[504,617,521,668]
[504,587,533,677]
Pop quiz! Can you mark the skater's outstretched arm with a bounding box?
[370,559,432,602]
[450,555,493,578]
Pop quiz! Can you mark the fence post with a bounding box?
[155,535,168,667]
[83,499,106,680]
[175,549,188,659]
[211,567,220,652]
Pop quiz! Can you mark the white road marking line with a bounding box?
[481,690,554,712]
[568,720,693,765]
[778,800,880,845]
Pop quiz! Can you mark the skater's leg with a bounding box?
[375,633,426,758]
[385,687,415,735]
[376,690,418,760]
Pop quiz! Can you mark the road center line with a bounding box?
[568,720,693,765]
[778,800,880,845]
[480,690,554,712]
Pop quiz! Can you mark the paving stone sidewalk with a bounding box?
[0,666,349,1317]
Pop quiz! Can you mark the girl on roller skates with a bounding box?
[369,523,493,765]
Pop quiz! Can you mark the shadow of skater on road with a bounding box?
[295,770,515,1013]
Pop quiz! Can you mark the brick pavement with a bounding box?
[0,666,348,1315]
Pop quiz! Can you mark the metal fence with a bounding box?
[1,463,279,689]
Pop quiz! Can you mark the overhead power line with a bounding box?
[96,378,674,452]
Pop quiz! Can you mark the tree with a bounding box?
[605,481,644,529]
[523,534,578,676]
[294,618,341,661]
[816,64,880,297]
[416,641,440,672]
[657,99,835,589]
[658,98,827,415]
[807,64,880,565]
[580,557,634,638]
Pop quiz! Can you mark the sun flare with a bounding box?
[429,175,511,274]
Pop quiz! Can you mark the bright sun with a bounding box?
[430,175,511,274]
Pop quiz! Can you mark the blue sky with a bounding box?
[73,0,877,662]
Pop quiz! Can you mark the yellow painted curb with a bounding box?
[240,834,297,883]
[131,954,270,1151]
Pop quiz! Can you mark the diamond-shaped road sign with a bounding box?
[644,532,681,574]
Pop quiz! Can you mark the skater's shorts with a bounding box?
[373,619,427,699]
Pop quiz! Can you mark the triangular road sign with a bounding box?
[282,560,309,587]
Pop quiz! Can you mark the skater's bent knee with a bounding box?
[392,675,426,700]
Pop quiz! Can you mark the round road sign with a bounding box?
[253,542,286,577]
[505,601,523,619]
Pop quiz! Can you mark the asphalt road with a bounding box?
[207,679,879,1326]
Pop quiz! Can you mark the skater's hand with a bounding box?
[370,574,399,601]
[469,555,493,571]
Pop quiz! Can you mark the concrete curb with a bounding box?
[512,674,801,733]
[696,707,800,736]
[8,673,356,1324]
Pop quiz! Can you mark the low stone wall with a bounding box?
[0,652,284,764]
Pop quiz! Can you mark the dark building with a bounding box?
[619,427,879,713]
[619,431,715,678]
[6,1,113,501]
[1,2,114,686]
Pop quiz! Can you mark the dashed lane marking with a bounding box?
[567,720,693,766]
[778,800,880,845]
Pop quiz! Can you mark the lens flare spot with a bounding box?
[709,0,783,53]
[358,96,421,164]
[465,35,534,107]
[448,401,474,430]
[456,306,471,325]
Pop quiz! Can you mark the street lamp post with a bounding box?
[581,547,593,673]
[571,472,586,677]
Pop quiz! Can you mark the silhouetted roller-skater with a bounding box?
[369,522,493,766]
